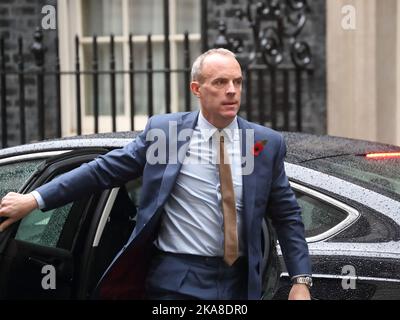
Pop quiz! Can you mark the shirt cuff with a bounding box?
[30,190,46,210]
[291,274,313,280]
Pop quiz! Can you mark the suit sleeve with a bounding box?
[35,118,153,210]
[266,135,312,277]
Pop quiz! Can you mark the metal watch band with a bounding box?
[292,276,313,288]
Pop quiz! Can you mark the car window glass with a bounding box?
[0,160,43,199]
[14,167,93,249]
[15,203,73,247]
[295,191,348,238]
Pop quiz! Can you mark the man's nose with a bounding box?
[226,81,236,94]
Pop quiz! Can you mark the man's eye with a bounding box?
[214,79,226,86]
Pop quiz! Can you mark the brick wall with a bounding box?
[206,0,326,134]
[0,0,57,147]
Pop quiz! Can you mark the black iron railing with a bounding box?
[0,30,196,148]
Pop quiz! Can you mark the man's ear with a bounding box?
[190,81,201,98]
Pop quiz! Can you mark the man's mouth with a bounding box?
[222,101,238,106]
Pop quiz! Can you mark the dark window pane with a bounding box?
[176,0,200,34]
[295,191,348,238]
[176,40,201,112]
[83,43,125,116]
[82,0,123,36]
[129,0,163,35]
[132,42,165,115]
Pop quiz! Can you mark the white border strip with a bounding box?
[92,187,120,247]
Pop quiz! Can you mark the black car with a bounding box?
[0,132,399,300]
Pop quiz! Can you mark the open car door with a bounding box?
[0,149,109,299]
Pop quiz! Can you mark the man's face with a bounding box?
[191,54,243,128]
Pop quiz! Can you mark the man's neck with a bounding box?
[200,110,236,130]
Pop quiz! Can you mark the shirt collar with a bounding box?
[198,110,238,142]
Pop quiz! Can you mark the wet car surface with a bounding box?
[277,132,400,299]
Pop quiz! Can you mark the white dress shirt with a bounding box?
[155,111,244,257]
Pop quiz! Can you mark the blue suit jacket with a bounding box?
[36,111,311,299]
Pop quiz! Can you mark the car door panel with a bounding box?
[0,240,73,299]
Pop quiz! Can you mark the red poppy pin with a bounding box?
[252,140,268,156]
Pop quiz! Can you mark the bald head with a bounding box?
[191,48,238,83]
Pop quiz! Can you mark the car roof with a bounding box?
[283,132,400,163]
[0,132,138,160]
[1,131,399,161]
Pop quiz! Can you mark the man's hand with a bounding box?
[288,284,311,300]
[0,192,39,232]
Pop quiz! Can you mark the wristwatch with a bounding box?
[292,276,313,288]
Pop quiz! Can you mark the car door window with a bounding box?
[0,160,43,198]
[12,150,109,250]
[294,191,348,238]
[14,203,73,247]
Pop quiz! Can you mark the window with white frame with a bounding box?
[59,0,201,135]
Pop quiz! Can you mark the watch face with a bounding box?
[293,276,312,287]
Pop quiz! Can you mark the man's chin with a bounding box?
[222,109,239,118]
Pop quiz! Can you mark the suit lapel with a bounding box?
[237,117,257,236]
[156,111,199,207]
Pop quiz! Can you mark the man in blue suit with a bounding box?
[0,48,312,300]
